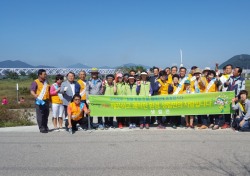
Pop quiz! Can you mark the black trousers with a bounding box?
[71,117,88,131]
[224,114,231,124]
[117,117,126,124]
[35,101,50,131]
[104,117,114,126]
[170,116,181,126]
[64,105,69,130]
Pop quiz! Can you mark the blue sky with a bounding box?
[0,0,249,69]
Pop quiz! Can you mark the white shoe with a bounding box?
[54,128,60,132]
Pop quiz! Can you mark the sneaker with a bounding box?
[145,124,149,129]
[59,128,65,131]
[118,122,123,129]
[78,126,83,131]
[221,123,230,129]
[140,124,144,129]
[212,125,219,130]
[54,128,60,132]
[40,129,48,133]
[196,124,202,128]
[199,125,208,129]
[104,125,110,130]
[157,124,166,129]
[68,128,73,134]
[129,123,133,129]
[98,124,104,130]
[172,125,177,129]
[132,123,136,128]
[209,124,214,128]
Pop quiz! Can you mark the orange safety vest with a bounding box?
[157,79,169,95]
[67,102,84,121]
[50,83,63,104]
[77,79,86,101]
[34,79,50,100]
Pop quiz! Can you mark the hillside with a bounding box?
[219,54,250,69]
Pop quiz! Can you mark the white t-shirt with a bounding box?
[220,74,231,92]
[70,83,75,95]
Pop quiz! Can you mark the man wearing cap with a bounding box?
[86,68,103,129]
[124,74,138,129]
[136,71,152,129]
[102,74,116,128]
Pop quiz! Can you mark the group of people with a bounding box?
[30,64,248,134]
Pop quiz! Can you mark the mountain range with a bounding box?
[0,60,151,69]
[1,54,250,69]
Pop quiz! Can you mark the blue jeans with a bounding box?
[214,115,224,126]
[236,116,250,130]
[201,115,217,126]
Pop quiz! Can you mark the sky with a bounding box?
[0,0,250,69]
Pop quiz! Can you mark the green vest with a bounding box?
[104,83,115,95]
[139,81,150,96]
[116,83,124,95]
[124,83,137,95]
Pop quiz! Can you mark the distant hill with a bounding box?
[0,60,55,68]
[0,60,33,68]
[219,54,250,69]
[35,65,56,68]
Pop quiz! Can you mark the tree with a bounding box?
[28,72,37,80]
[4,71,19,80]
[115,65,147,74]
[20,71,26,76]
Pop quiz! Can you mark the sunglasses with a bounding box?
[74,99,81,101]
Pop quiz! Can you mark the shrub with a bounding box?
[0,106,35,127]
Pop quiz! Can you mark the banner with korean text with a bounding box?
[89,91,235,116]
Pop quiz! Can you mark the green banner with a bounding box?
[89,91,235,116]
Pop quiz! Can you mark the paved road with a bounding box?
[0,129,250,176]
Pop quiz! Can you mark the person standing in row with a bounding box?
[102,74,116,128]
[30,69,50,133]
[124,75,138,129]
[60,72,80,131]
[137,71,152,129]
[222,66,245,129]
[50,74,64,131]
[86,68,103,129]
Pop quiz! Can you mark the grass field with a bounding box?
[0,78,55,107]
